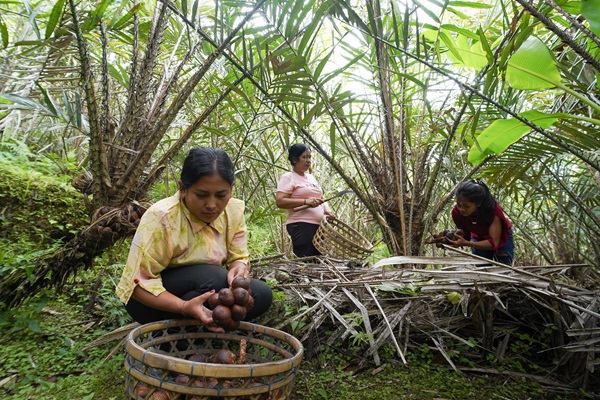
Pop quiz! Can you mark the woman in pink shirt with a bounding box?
[276,144,331,257]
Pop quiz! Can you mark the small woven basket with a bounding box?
[312,216,374,260]
[124,319,304,400]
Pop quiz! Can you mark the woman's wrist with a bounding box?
[303,199,307,205]
[180,300,189,318]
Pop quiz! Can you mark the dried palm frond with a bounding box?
[254,253,599,391]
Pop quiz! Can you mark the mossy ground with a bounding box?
[0,289,591,400]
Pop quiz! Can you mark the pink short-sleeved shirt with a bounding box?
[277,171,329,225]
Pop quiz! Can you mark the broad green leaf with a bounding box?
[506,36,561,89]
[468,110,561,165]
[74,92,83,129]
[299,103,321,129]
[581,0,600,37]
[421,29,440,44]
[45,0,65,39]
[62,91,73,124]
[28,320,42,333]
[181,0,187,16]
[297,2,329,58]
[445,32,487,69]
[191,0,199,24]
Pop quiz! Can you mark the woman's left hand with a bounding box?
[227,262,250,286]
[447,233,470,248]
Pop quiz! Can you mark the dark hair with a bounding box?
[287,143,310,166]
[456,179,496,223]
[180,147,235,189]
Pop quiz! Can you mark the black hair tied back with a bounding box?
[180,147,236,189]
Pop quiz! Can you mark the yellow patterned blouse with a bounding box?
[116,193,249,304]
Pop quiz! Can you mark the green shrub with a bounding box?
[0,159,88,249]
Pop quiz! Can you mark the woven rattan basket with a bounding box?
[312,216,374,260]
[124,319,304,399]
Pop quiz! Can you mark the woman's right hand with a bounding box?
[181,290,225,333]
[306,197,324,208]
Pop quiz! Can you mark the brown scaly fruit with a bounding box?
[215,349,236,364]
[134,383,150,398]
[232,287,250,305]
[231,276,251,291]
[207,292,221,309]
[188,353,209,363]
[148,389,170,400]
[218,288,235,307]
[212,304,232,329]
[230,304,247,321]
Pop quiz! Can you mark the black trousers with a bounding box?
[286,222,321,257]
[125,264,273,324]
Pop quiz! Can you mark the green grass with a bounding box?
[295,356,581,400]
[0,289,592,400]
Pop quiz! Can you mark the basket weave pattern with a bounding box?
[124,319,303,399]
[312,217,373,260]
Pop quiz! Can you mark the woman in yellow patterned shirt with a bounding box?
[116,147,272,331]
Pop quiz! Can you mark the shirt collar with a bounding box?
[180,198,225,235]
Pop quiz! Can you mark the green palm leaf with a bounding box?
[468,110,560,165]
[506,36,561,90]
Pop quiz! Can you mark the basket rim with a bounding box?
[125,319,304,378]
[125,357,295,396]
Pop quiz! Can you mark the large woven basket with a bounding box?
[124,319,304,399]
[312,216,374,260]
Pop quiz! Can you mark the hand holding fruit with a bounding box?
[208,276,254,331]
[227,262,249,286]
[446,229,470,248]
[181,290,225,333]
[427,229,465,248]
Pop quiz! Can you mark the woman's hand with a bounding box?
[181,290,225,333]
[227,262,250,286]
[447,232,471,248]
[305,197,324,208]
